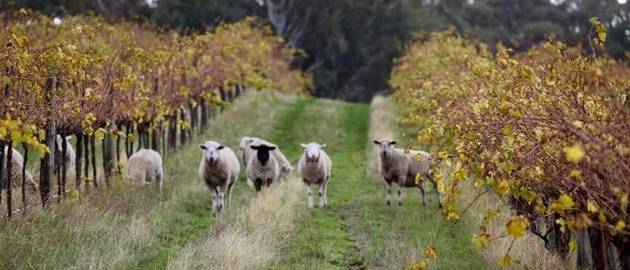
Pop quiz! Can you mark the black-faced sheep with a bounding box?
[239,136,292,180]
[199,141,240,215]
[373,139,442,207]
[245,144,280,192]
[126,149,164,190]
[297,142,332,208]
[2,146,39,194]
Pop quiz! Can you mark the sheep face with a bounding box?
[300,142,326,163]
[251,144,276,166]
[200,142,225,164]
[373,139,396,159]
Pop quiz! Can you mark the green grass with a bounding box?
[270,98,487,270]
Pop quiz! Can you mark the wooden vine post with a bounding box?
[40,76,56,206]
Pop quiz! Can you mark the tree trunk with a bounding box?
[168,114,177,151]
[115,134,121,174]
[61,133,67,198]
[589,228,616,270]
[189,102,197,133]
[125,125,131,158]
[21,143,27,212]
[144,125,150,149]
[200,99,208,130]
[577,229,594,270]
[6,140,13,217]
[102,123,115,184]
[179,110,188,146]
[0,140,4,204]
[90,135,97,187]
[151,124,161,153]
[40,77,56,206]
[75,133,83,190]
[84,133,91,188]
[545,215,571,258]
[136,124,143,152]
[161,127,167,158]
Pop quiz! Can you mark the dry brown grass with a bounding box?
[167,178,303,270]
[458,185,573,270]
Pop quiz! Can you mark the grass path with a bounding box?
[270,97,488,269]
[132,96,310,269]
[1,94,487,270]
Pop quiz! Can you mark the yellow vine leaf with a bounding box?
[589,17,607,43]
[425,246,437,259]
[563,144,585,163]
[406,260,428,270]
[498,255,512,268]
[569,239,577,253]
[587,200,599,213]
[613,220,626,235]
[506,216,528,238]
[558,194,575,209]
[472,233,491,250]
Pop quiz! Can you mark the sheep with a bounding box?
[297,142,332,208]
[2,146,39,194]
[126,149,163,190]
[246,144,280,191]
[199,141,240,215]
[239,136,292,180]
[54,134,76,171]
[373,139,442,207]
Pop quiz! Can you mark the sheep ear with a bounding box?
[300,143,308,148]
[268,146,276,151]
[389,141,397,145]
[217,145,225,150]
[373,140,381,145]
[250,145,259,150]
[199,145,207,150]
[320,144,327,148]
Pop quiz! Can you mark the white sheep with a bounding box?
[126,149,163,190]
[2,146,39,194]
[55,135,76,170]
[373,139,442,207]
[245,143,280,191]
[240,136,292,181]
[297,142,332,208]
[199,141,240,215]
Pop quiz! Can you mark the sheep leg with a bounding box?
[216,187,224,213]
[305,180,314,208]
[318,181,325,208]
[418,184,427,206]
[397,182,404,206]
[157,169,163,191]
[226,179,235,208]
[322,176,329,207]
[385,180,392,206]
[210,190,218,216]
[254,178,263,192]
[428,174,442,208]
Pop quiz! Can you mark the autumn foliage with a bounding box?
[0,11,310,154]
[391,29,629,268]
